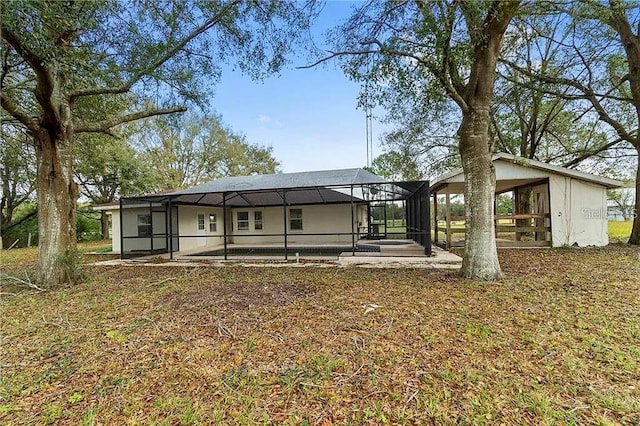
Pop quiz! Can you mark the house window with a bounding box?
[254,211,263,230]
[209,213,217,232]
[289,208,303,230]
[237,211,249,230]
[197,214,205,231]
[137,214,152,236]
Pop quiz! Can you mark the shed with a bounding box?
[430,153,623,248]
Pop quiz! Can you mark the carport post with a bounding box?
[351,185,355,256]
[433,192,438,244]
[222,192,228,260]
[282,190,288,260]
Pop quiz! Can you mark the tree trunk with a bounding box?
[629,151,640,245]
[459,113,502,280]
[35,133,78,286]
[100,210,110,240]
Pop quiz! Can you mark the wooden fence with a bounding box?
[434,213,551,248]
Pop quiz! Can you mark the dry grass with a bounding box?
[1,246,639,424]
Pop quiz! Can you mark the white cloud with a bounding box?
[258,114,281,127]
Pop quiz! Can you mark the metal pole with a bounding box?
[367,203,372,238]
[119,198,124,259]
[351,185,355,256]
[433,192,438,245]
[168,198,173,260]
[283,191,288,260]
[222,192,228,260]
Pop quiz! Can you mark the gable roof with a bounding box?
[431,152,624,191]
[172,168,388,196]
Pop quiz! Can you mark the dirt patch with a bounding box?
[166,280,317,311]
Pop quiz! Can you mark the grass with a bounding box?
[609,220,633,243]
[1,245,639,424]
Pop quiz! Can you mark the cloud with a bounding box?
[258,114,281,127]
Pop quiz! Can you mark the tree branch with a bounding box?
[562,136,627,168]
[0,92,39,134]
[69,0,242,100]
[75,107,187,134]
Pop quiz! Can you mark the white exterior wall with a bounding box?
[118,206,167,252]
[227,204,367,245]
[177,205,225,252]
[109,211,120,253]
[109,202,368,254]
[549,175,609,247]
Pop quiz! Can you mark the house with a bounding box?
[430,153,624,248]
[96,168,431,259]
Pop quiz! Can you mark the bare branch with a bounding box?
[562,136,627,168]
[75,106,187,134]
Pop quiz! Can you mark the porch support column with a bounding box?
[445,192,452,248]
[383,200,388,239]
[367,202,372,237]
[351,185,355,256]
[168,197,173,260]
[433,192,438,245]
[222,192,228,260]
[282,190,288,260]
[119,198,124,259]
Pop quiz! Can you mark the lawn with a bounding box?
[1,245,639,424]
[609,220,633,243]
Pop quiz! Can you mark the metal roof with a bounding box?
[430,153,624,192]
[119,168,426,207]
[173,168,388,195]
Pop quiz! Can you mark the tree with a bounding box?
[502,0,640,244]
[319,0,520,279]
[608,180,636,221]
[136,114,280,191]
[75,132,153,239]
[0,124,36,246]
[366,151,422,181]
[1,0,312,286]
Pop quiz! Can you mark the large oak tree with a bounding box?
[1,0,312,286]
[322,0,520,279]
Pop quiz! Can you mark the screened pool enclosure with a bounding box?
[116,168,431,259]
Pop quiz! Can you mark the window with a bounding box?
[209,213,217,232]
[237,211,249,230]
[289,208,303,230]
[197,214,205,231]
[254,211,263,230]
[137,214,152,236]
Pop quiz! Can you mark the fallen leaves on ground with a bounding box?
[1,246,639,424]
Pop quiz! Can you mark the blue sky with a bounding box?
[211,1,387,173]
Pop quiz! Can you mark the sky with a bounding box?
[210,1,387,173]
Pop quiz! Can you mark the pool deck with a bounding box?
[94,240,462,269]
